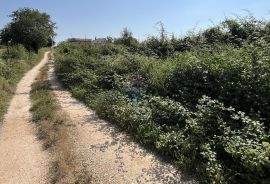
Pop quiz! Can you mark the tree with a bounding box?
[202,27,226,44]
[0,8,56,52]
[115,27,138,47]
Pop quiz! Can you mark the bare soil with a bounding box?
[48,59,195,184]
[0,52,51,184]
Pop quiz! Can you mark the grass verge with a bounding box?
[0,48,49,124]
[30,57,92,184]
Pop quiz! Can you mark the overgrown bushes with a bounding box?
[55,16,270,183]
[153,43,270,129]
[91,92,270,183]
[2,44,29,60]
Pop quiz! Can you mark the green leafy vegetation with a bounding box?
[0,8,56,52]
[2,44,28,60]
[55,16,270,183]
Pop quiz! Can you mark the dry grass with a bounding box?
[30,55,92,184]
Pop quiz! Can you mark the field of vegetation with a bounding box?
[0,45,49,123]
[55,16,270,183]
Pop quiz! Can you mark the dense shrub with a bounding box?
[2,44,28,60]
[148,96,191,128]
[159,43,270,129]
[181,96,269,183]
[92,90,161,146]
[55,16,270,183]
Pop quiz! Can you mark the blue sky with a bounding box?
[1,0,270,43]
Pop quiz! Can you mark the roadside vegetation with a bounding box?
[0,7,56,124]
[30,58,92,184]
[0,46,49,123]
[55,15,270,184]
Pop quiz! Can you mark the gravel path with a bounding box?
[0,52,50,184]
[48,59,195,184]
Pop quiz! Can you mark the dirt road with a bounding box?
[48,59,195,183]
[0,52,50,184]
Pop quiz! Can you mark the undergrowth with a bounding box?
[55,16,270,184]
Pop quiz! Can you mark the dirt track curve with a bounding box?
[0,52,50,184]
[48,58,195,184]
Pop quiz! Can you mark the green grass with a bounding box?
[30,61,92,184]
[30,65,60,148]
[0,48,49,125]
